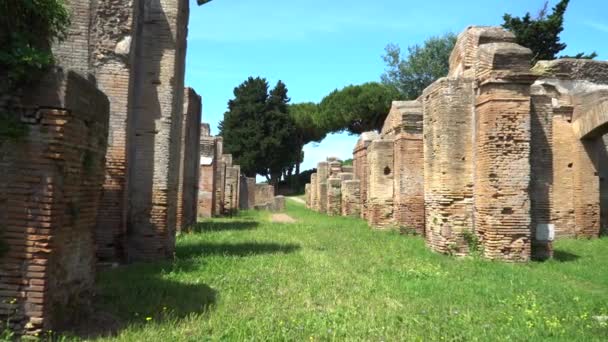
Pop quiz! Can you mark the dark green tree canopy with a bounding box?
[0,0,70,89]
[319,82,400,135]
[220,77,296,184]
[502,0,597,64]
[381,33,456,100]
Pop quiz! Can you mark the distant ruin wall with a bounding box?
[0,71,109,334]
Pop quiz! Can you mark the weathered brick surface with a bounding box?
[316,162,329,213]
[239,177,256,210]
[310,173,318,210]
[382,101,425,235]
[213,138,226,215]
[353,132,379,219]
[224,165,240,214]
[341,180,361,217]
[305,183,311,208]
[423,77,475,255]
[0,71,109,334]
[176,88,202,231]
[367,139,395,229]
[198,126,216,218]
[127,0,190,262]
[90,0,138,263]
[327,178,342,216]
[255,184,275,207]
[474,42,534,262]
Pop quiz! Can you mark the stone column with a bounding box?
[367,139,395,229]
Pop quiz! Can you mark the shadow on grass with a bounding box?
[191,220,259,232]
[177,242,301,259]
[553,250,581,262]
[64,260,216,339]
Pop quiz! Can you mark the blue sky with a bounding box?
[185,0,608,172]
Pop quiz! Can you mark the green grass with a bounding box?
[76,201,607,341]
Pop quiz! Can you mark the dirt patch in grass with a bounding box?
[271,213,296,223]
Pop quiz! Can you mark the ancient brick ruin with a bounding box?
[0,71,110,333]
[306,26,608,262]
[0,0,209,334]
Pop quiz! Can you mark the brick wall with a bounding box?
[198,128,216,218]
[0,71,109,334]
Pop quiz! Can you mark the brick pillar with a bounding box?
[90,0,139,263]
[423,77,475,255]
[310,173,318,211]
[342,180,362,217]
[213,137,225,215]
[128,0,190,261]
[316,162,329,213]
[551,107,577,237]
[474,43,534,262]
[177,88,202,231]
[367,139,395,229]
[327,178,342,216]
[198,128,216,218]
[0,71,109,334]
[353,132,379,219]
[530,94,554,260]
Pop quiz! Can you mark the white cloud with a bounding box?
[585,21,608,33]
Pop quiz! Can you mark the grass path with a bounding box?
[84,200,608,341]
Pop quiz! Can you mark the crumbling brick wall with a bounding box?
[0,70,109,334]
[224,165,241,214]
[176,88,202,230]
